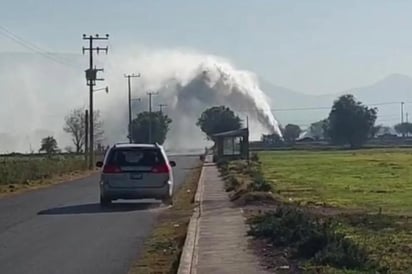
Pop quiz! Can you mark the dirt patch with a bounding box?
[249,237,302,273]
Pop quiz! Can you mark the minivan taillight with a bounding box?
[103,165,122,173]
[152,164,170,174]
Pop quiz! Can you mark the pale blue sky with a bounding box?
[2,0,412,94]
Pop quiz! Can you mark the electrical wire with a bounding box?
[0,25,79,69]
[270,101,401,112]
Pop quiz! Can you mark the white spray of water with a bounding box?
[100,48,282,150]
[0,48,281,152]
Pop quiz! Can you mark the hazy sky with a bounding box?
[2,0,412,94]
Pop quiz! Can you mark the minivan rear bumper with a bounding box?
[100,180,172,200]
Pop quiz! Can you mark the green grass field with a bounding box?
[259,149,412,272]
[260,149,412,215]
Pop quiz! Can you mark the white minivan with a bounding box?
[96,143,176,206]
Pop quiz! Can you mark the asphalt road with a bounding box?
[0,155,199,274]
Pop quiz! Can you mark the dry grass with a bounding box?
[129,164,202,274]
[0,155,93,196]
[219,160,277,205]
[0,169,98,197]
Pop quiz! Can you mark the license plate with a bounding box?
[130,173,143,180]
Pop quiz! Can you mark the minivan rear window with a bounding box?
[107,148,165,167]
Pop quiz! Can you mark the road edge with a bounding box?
[177,158,207,274]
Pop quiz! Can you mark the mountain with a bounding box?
[344,73,412,103]
[260,74,412,128]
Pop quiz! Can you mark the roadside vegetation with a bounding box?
[219,149,412,272]
[0,154,88,194]
[129,161,202,274]
[217,156,276,205]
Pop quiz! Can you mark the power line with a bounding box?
[269,101,401,112]
[0,25,78,69]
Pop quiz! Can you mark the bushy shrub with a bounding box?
[248,175,272,192]
[216,159,229,175]
[225,175,241,192]
[251,153,260,162]
[248,206,376,271]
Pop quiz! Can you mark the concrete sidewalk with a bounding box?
[190,162,269,274]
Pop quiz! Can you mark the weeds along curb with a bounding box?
[177,158,207,274]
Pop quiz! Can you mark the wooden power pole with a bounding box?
[85,109,89,165]
[82,34,109,169]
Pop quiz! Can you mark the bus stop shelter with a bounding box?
[212,128,249,162]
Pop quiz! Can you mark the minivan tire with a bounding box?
[100,195,112,207]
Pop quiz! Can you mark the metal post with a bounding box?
[124,73,140,143]
[147,91,158,143]
[128,76,132,142]
[401,102,405,138]
[401,102,405,124]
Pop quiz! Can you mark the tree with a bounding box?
[283,124,302,143]
[63,107,104,153]
[39,136,58,155]
[369,124,382,138]
[394,122,412,136]
[327,94,377,148]
[197,106,242,139]
[261,133,283,145]
[130,111,172,144]
[307,119,329,140]
[380,126,393,135]
[65,146,74,153]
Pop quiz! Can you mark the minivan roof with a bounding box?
[112,143,162,149]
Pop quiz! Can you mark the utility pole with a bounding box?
[82,34,109,169]
[147,91,158,143]
[158,103,167,113]
[85,110,89,165]
[129,97,141,142]
[401,102,405,124]
[401,102,405,138]
[124,73,141,143]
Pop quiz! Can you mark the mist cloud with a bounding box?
[0,48,281,153]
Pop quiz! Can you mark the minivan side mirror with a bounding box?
[169,161,176,167]
[96,161,103,168]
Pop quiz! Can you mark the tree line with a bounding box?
[264,94,408,148]
[40,93,398,155]
[193,94,411,149]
